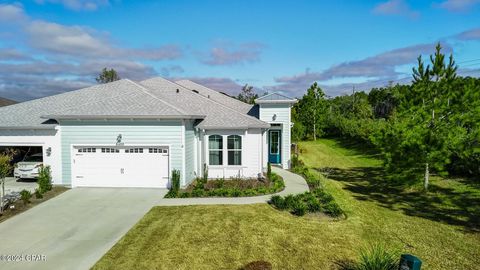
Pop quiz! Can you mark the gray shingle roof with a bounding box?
[175,80,253,114]
[0,79,192,129]
[0,77,270,130]
[140,77,270,129]
[255,92,297,104]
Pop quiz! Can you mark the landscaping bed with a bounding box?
[0,185,69,223]
[165,170,284,198]
[268,154,345,218]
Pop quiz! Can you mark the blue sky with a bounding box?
[0,0,479,101]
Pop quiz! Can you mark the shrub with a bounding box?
[324,201,344,217]
[179,192,191,198]
[20,189,32,205]
[34,189,43,199]
[269,195,287,210]
[305,196,322,212]
[203,163,208,183]
[191,188,205,197]
[267,162,272,179]
[284,194,297,209]
[37,165,52,194]
[356,244,399,270]
[291,200,307,216]
[243,189,257,196]
[165,169,181,198]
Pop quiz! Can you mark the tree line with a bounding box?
[292,44,480,189]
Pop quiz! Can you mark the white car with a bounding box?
[14,153,43,179]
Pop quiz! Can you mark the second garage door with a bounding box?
[72,146,169,188]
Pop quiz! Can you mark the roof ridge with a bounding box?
[123,79,189,116]
[176,79,251,106]
[257,92,294,100]
[45,79,188,117]
[36,80,144,115]
[166,80,268,126]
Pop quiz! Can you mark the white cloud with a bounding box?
[372,0,420,19]
[436,0,480,12]
[0,3,28,23]
[0,4,183,101]
[34,0,111,11]
[199,42,265,66]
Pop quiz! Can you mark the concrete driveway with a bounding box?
[0,188,167,270]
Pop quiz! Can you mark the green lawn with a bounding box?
[94,139,480,270]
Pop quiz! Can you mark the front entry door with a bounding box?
[269,130,281,164]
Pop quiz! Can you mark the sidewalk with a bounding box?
[158,166,309,206]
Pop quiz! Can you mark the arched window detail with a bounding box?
[227,135,242,165]
[209,135,223,165]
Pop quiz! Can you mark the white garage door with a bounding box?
[72,146,169,188]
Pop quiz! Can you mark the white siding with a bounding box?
[259,103,292,169]
[204,129,262,179]
[184,120,196,185]
[61,120,184,186]
[0,128,63,185]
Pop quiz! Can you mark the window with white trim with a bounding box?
[227,135,242,165]
[209,135,223,165]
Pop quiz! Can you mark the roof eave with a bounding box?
[0,125,56,130]
[196,124,271,130]
[41,115,206,120]
[255,99,298,104]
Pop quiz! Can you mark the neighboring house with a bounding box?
[0,97,17,107]
[0,77,297,188]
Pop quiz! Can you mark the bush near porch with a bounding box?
[164,172,284,198]
[268,153,345,218]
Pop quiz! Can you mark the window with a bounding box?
[78,148,96,153]
[101,148,119,153]
[125,148,144,153]
[149,148,168,154]
[270,131,280,154]
[227,135,242,165]
[209,135,223,165]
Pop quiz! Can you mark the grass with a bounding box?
[94,138,480,270]
[0,186,69,223]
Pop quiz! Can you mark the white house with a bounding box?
[0,77,297,188]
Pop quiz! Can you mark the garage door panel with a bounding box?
[72,146,169,188]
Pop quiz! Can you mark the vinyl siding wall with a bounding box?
[184,120,196,185]
[60,120,184,186]
[204,129,262,179]
[259,103,292,169]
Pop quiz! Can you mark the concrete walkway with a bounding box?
[159,166,309,206]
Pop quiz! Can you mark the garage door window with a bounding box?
[125,148,144,153]
[101,148,119,153]
[78,148,96,153]
[149,148,168,154]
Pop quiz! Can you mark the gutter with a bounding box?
[0,126,56,130]
[254,99,298,104]
[41,114,206,120]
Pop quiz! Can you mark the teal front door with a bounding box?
[269,130,281,164]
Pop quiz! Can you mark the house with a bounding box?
[0,77,297,188]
